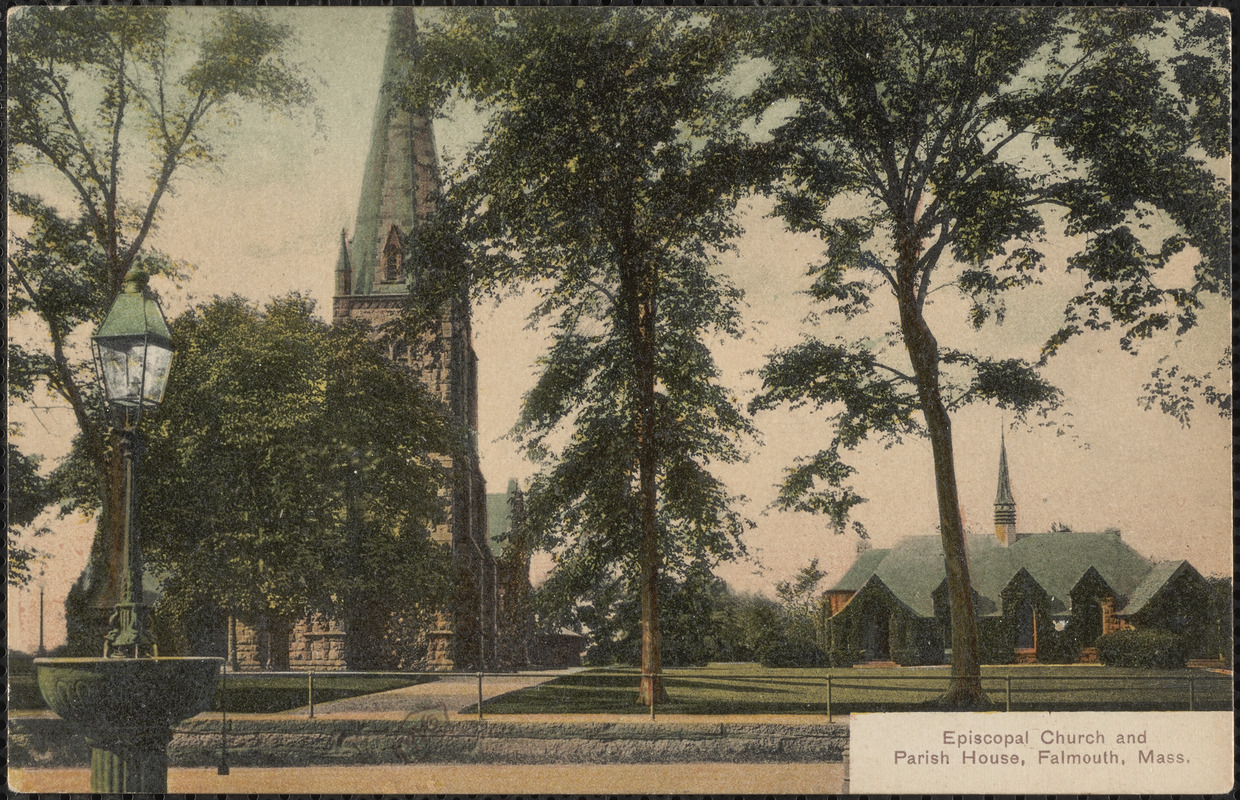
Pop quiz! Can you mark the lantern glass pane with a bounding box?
[142,341,173,405]
[96,336,146,406]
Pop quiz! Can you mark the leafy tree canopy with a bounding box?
[404,8,763,699]
[7,443,53,587]
[775,558,828,619]
[750,8,1228,524]
[128,295,455,627]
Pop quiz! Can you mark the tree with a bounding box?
[760,559,830,667]
[7,443,53,587]
[128,295,454,665]
[712,590,784,664]
[405,8,759,703]
[6,6,312,650]
[748,9,1227,704]
[775,558,828,620]
[571,559,731,669]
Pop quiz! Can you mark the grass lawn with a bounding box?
[214,673,432,713]
[477,663,1231,715]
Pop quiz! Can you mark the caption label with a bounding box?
[850,711,1232,794]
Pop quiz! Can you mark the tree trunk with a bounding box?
[895,231,985,707]
[98,446,128,601]
[636,284,666,706]
[66,444,128,655]
[619,236,666,706]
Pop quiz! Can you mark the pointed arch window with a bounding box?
[380,225,404,283]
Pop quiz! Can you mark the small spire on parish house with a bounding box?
[994,432,1017,545]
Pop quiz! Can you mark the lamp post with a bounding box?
[91,268,174,658]
[36,269,221,793]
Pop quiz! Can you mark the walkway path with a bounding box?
[282,668,588,716]
[10,763,846,794]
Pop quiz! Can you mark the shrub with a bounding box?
[977,617,1015,664]
[760,634,827,668]
[1037,627,1080,664]
[892,619,945,666]
[1096,629,1187,669]
[829,647,863,668]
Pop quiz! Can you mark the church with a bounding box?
[229,9,532,672]
[822,436,1224,666]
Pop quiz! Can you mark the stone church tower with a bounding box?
[331,7,495,671]
[231,8,497,672]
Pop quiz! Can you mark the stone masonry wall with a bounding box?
[10,715,848,768]
[289,614,348,671]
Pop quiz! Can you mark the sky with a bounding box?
[7,7,1232,653]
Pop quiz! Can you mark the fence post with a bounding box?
[1188,677,1194,712]
[826,675,832,723]
[1005,676,1011,712]
[478,672,484,721]
[308,670,315,719]
[218,665,229,775]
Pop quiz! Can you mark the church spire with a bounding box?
[994,432,1016,545]
[337,7,439,301]
[334,229,352,296]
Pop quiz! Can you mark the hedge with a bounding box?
[1096,629,1187,668]
[760,636,828,668]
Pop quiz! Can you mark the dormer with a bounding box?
[380,225,404,284]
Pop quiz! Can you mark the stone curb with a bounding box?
[9,716,848,768]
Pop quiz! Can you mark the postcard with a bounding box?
[7,4,1231,795]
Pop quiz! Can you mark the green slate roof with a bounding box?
[1119,560,1190,616]
[832,531,1163,618]
[874,535,1000,617]
[830,548,890,592]
[1004,532,1153,607]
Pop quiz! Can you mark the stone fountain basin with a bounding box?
[35,657,222,736]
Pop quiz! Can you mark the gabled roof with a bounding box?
[830,530,1159,618]
[829,548,890,592]
[1006,532,1152,607]
[853,573,924,618]
[1119,560,1192,616]
[869,535,991,616]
